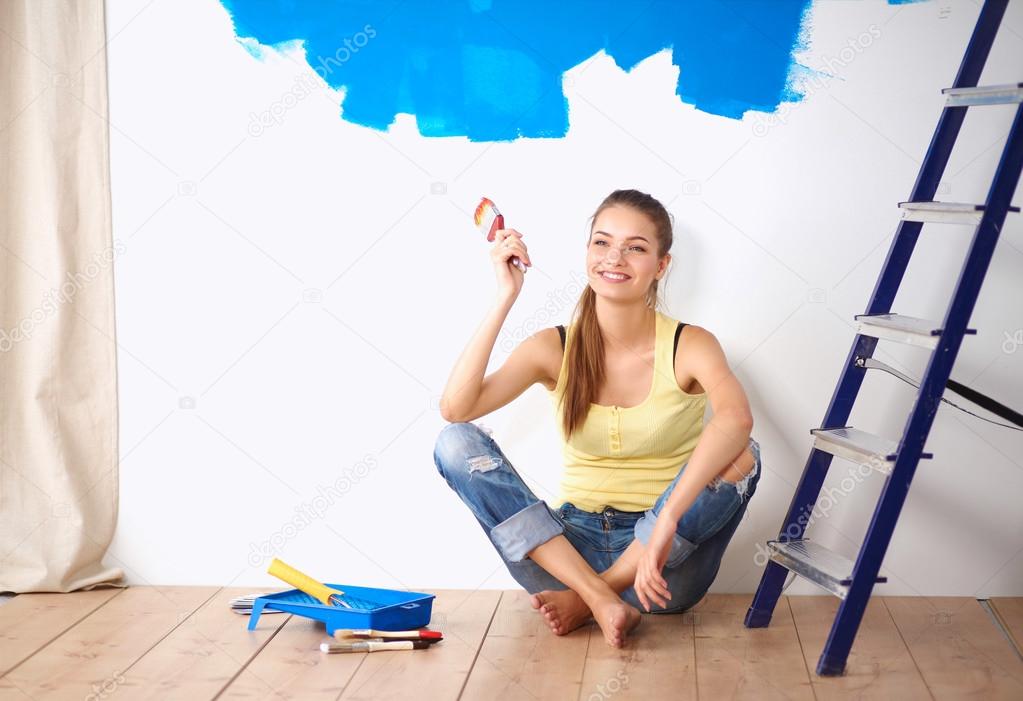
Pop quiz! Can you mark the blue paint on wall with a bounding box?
[220,0,817,141]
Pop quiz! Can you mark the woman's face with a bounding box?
[587,205,666,301]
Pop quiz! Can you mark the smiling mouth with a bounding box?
[598,271,631,281]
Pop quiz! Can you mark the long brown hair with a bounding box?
[559,189,674,438]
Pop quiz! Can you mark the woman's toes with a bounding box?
[530,593,545,610]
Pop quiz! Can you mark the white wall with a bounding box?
[107,0,1023,596]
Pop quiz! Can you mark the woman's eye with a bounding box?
[593,239,643,252]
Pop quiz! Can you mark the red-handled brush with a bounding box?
[332,628,443,641]
[474,197,527,274]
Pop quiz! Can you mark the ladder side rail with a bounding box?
[745,0,1010,632]
[863,0,1005,318]
[817,101,1023,676]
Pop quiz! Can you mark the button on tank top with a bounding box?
[547,309,708,513]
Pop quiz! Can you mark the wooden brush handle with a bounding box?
[496,215,527,273]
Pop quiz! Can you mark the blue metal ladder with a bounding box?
[743,0,1023,677]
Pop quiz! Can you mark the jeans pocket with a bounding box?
[562,512,607,552]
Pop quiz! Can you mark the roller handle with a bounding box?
[267,558,351,608]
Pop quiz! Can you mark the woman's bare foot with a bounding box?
[590,595,641,648]
[530,590,593,635]
[531,590,640,646]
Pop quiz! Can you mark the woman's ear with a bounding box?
[658,253,671,279]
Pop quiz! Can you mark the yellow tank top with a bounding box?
[547,310,707,513]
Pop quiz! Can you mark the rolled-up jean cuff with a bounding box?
[634,512,697,568]
[490,501,564,562]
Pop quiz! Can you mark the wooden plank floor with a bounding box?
[1,589,1020,700]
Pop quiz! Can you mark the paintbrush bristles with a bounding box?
[473,197,500,228]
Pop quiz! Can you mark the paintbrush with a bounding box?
[474,197,528,273]
[320,640,435,654]
[343,637,442,645]
[333,628,443,641]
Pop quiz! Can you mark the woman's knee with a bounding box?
[433,421,493,479]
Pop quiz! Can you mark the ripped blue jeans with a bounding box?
[433,421,762,613]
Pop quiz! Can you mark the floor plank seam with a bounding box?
[331,626,372,701]
[573,615,593,701]
[688,606,699,701]
[785,597,821,700]
[880,597,937,701]
[211,612,295,701]
[773,597,816,700]
[456,590,504,701]
[0,585,127,680]
[118,586,226,682]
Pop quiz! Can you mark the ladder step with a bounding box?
[854,312,976,349]
[898,200,1021,225]
[767,539,887,599]
[943,82,1023,107]
[810,426,933,475]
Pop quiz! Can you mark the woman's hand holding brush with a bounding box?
[491,228,532,302]
[474,197,531,302]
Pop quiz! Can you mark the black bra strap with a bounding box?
[559,322,684,356]
[673,322,686,360]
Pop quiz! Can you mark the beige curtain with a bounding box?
[0,1,123,591]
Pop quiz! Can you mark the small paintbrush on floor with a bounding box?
[332,628,443,641]
[320,639,437,654]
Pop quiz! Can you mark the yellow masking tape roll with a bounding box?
[268,558,344,605]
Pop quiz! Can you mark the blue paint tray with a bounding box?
[246,583,435,634]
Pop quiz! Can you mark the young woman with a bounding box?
[434,189,761,648]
